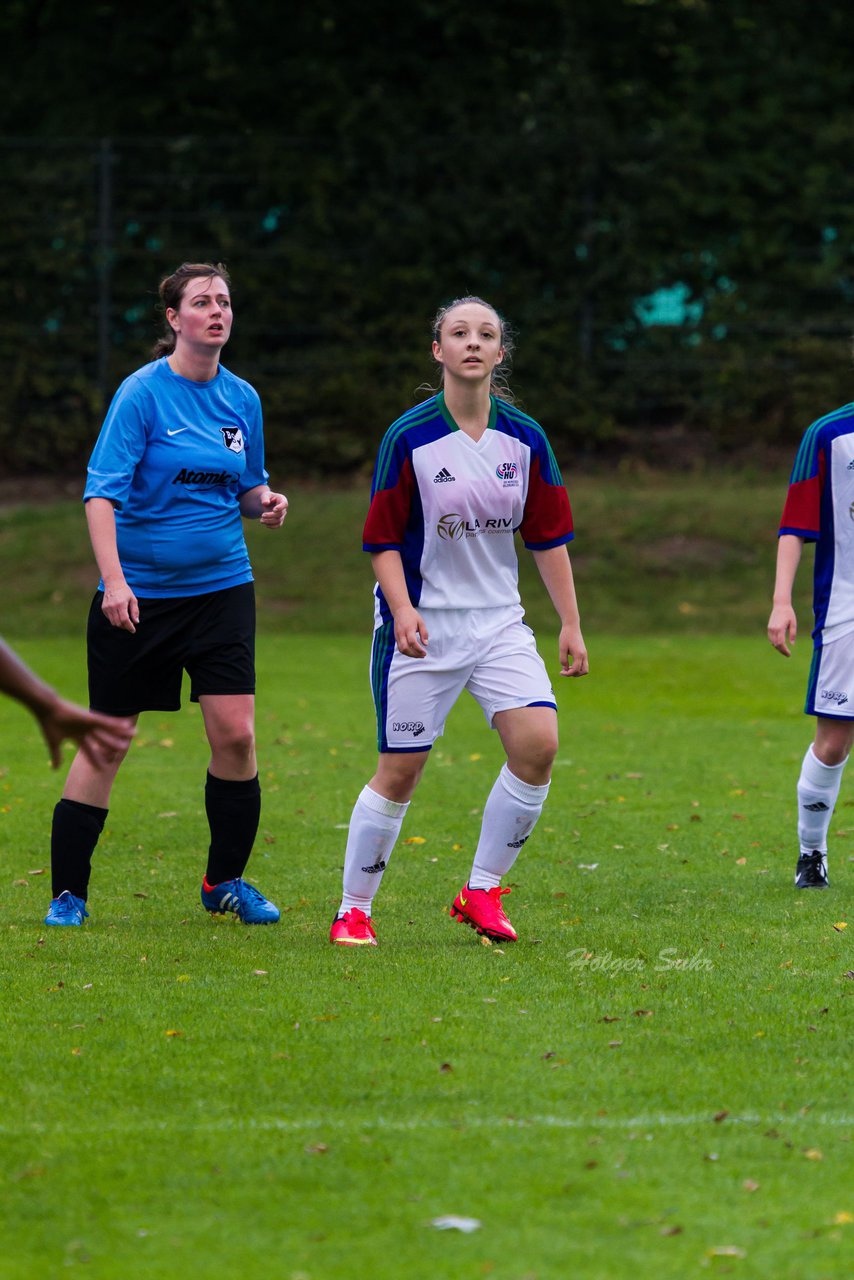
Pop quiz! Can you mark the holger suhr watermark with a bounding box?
[568,947,713,975]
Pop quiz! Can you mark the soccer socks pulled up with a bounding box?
[338,785,409,916]
[204,772,261,886]
[797,745,847,856]
[50,798,108,900]
[469,764,550,891]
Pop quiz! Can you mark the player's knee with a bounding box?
[215,723,255,766]
[510,729,558,781]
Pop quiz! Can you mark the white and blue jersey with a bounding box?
[363,391,573,622]
[84,358,268,597]
[779,402,854,644]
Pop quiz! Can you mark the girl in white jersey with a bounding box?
[331,297,588,946]
[44,262,288,927]
[768,402,854,889]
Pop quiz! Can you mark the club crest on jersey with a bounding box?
[220,426,244,454]
[496,461,519,487]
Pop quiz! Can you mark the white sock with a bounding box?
[797,745,847,856]
[468,764,550,891]
[338,785,409,916]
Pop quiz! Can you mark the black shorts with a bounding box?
[87,583,256,715]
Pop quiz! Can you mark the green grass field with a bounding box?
[1,477,851,1279]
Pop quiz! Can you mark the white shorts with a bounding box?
[370,604,557,752]
[806,631,854,718]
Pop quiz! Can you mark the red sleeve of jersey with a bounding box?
[363,456,415,549]
[778,452,825,540]
[519,455,574,548]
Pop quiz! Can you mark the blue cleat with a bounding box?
[45,891,89,927]
[201,877,280,924]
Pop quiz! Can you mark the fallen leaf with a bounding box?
[660,1225,683,1236]
[253,969,269,976]
[713,1110,730,1123]
[165,1029,183,1038]
[833,922,848,932]
[633,1009,653,1018]
[439,1062,453,1073]
[833,1212,854,1225]
[742,1179,760,1193]
[403,836,426,845]
[26,868,45,876]
[305,1143,328,1155]
[803,1148,823,1161]
[607,1040,622,1049]
[706,1246,746,1259]
[601,1015,621,1024]
[736,857,747,865]
[431,1216,480,1233]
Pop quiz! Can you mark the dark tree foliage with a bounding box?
[2,0,854,476]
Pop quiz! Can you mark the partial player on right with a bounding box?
[768,404,854,888]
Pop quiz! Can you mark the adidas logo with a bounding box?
[433,467,455,483]
[848,459,854,470]
[803,801,829,812]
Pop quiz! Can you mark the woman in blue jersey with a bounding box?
[330,296,588,946]
[769,404,854,890]
[44,262,288,927]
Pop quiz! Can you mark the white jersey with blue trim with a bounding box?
[362,392,574,618]
[84,358,269,597]
[779,402,854,643]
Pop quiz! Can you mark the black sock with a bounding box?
[50,798,108,900]
[204,772,261,885]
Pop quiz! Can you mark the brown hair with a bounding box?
[151,262,231,359]
[430,295,516,403]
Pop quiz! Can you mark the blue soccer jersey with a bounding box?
[363,392,573,619]
[778,402,854,643]
[84,358,269,597]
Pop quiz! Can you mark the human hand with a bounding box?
[559,623,589,677]
[768,603,796,656]
[394,606,429,658]
[38,699,136,769]
[101,582,140,633]
[259,490,288,528]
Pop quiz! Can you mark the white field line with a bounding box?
[2,1112,852,1137]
